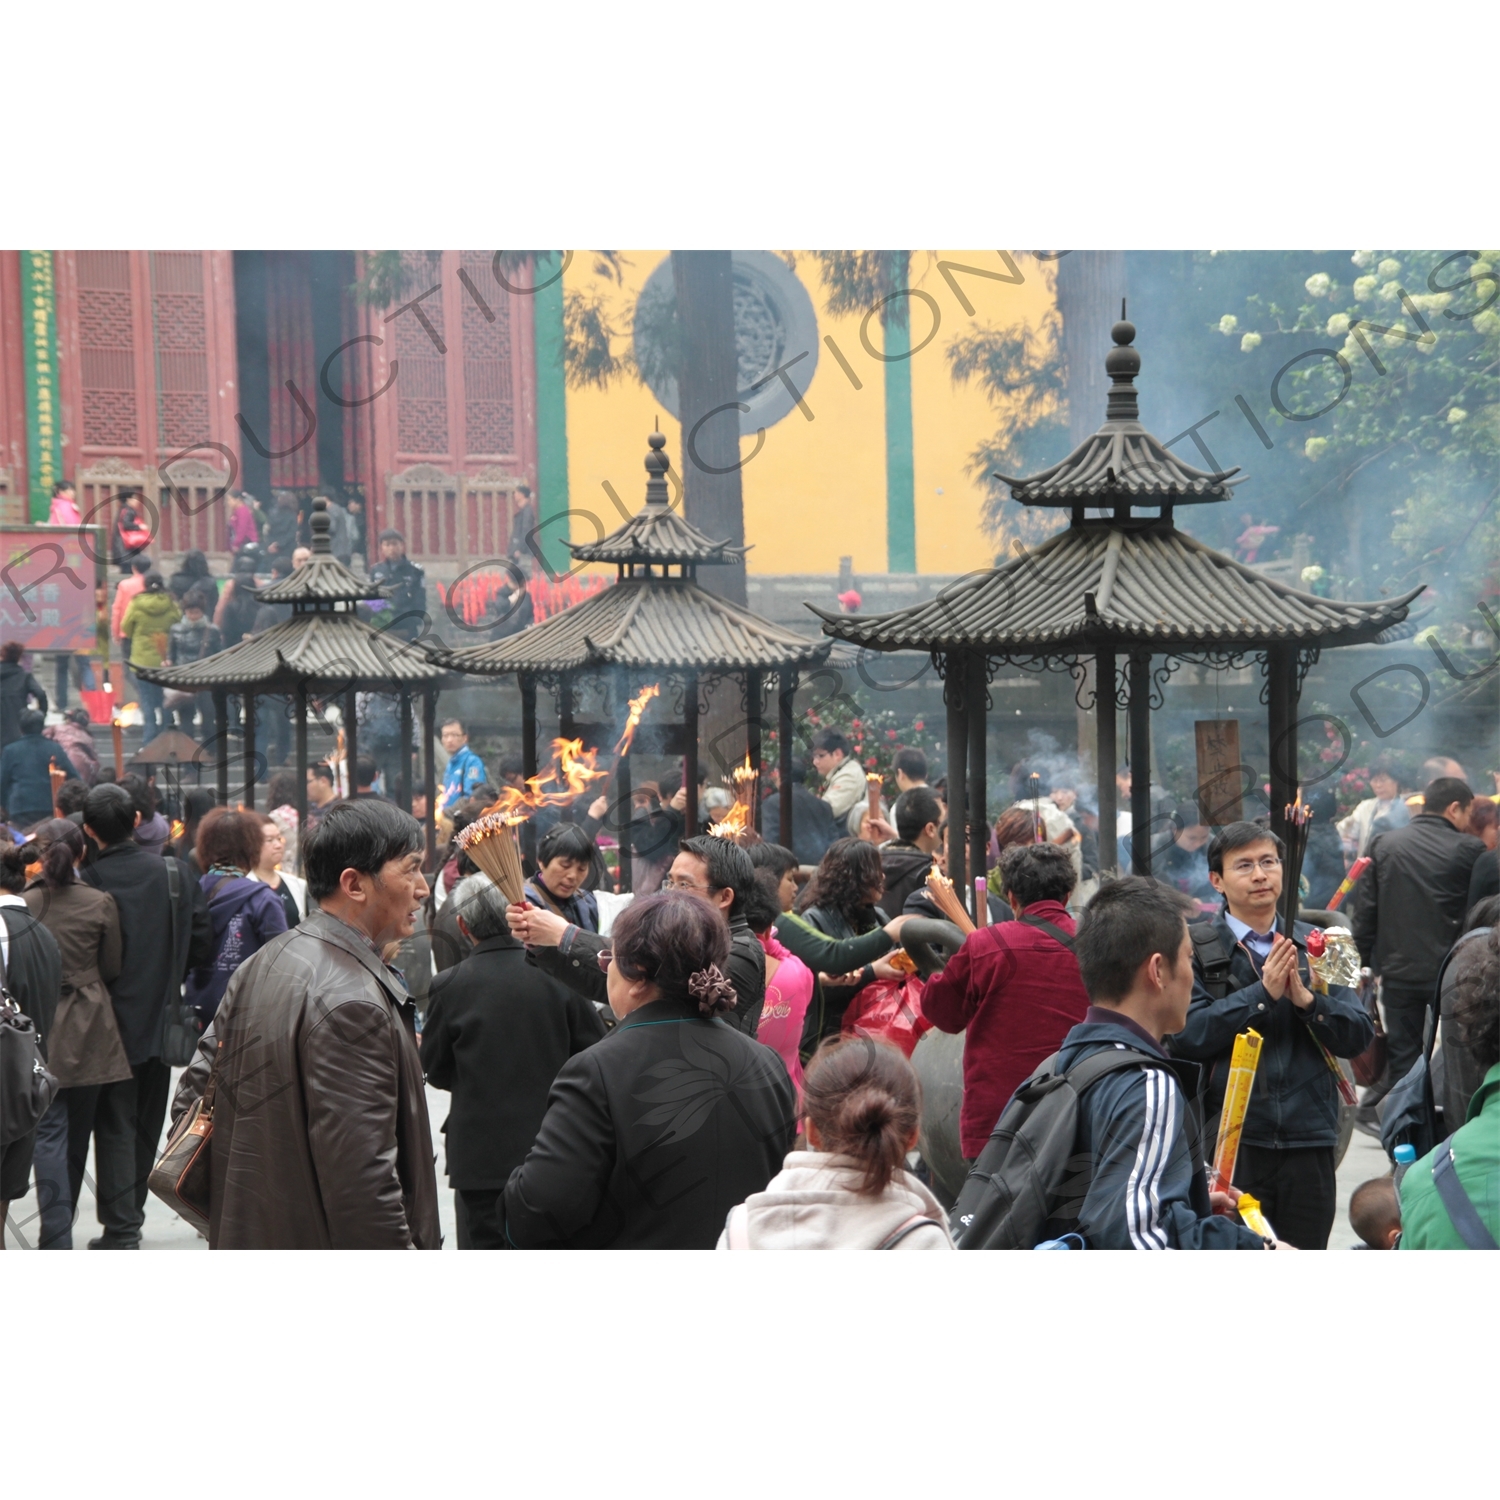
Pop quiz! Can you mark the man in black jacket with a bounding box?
[79,783,210,1248]
[1169,821,1373,1248]
[509,834,768,1037]
[1350,777,1485,1098]
[422,874,604,1248]
[368,529,428,642]
[880,787,943,915]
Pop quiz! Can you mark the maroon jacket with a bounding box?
[922,898,1090,1157]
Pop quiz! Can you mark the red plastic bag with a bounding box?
[840,976,931,1058]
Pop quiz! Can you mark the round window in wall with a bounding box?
[631,251,820,437]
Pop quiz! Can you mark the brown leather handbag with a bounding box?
[147,1041,221,1236]
[1351,977,1388,1088]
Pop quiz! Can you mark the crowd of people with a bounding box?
[3,715,1490,1252]
[2,514,1496,1251]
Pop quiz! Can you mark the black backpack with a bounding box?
[1189,922,1235,998]
[950,1046,1176,1249]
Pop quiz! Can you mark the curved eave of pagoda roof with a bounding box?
[568,508,747,565]
[432,576,829,675]
[254,556,387,604]
[997,422,1243,507]
[811,523,1424,654]
[133,613,449,691]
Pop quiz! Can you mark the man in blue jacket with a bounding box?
[1169,821,1373,1248]
[1064,876,1275,1249]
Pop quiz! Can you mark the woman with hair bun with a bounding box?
[718,1035,954,1250]
[501,890,796,1249]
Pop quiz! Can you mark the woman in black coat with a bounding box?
[501,891,796,1249]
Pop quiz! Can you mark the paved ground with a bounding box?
[6,1078,1392,1250]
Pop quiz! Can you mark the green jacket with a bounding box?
[1399,1062,1500,1249]
[120,589,182,668]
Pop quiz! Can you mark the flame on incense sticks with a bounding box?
[709,754,758,841]
[612,683,661,757]
[458,738,611,902]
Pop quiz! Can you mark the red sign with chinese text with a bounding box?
[1,526,101,653]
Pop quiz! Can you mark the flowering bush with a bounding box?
[761,697,941,797]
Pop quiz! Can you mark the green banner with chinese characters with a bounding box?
[21,251,62,522]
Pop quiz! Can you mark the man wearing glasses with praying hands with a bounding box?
[1165,821,1372,1249]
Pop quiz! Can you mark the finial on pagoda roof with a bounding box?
[310,495,332,554]
[644,429,670,507]
[1105,301,1140,423]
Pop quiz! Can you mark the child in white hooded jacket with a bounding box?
[718,1035,954,1250]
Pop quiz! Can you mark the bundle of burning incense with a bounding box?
[455,812,527,903]
[865,771,883,826]
[707,801,751,842]
[50,764,67,813]
[973,877,989,926]
[925,864,974,935]
[1209,1028,1263,1192]
[1028,773,1044,843]
[1324,856,1370,912]
[1278,796,1313,930]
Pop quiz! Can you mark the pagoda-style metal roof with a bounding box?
[433,432,825,680]
[135,497,446,693]
[997,316,1243,511]
[811,520,1422,654]
[135,612,448,693]
[435,565,828,678]
[568,431,746,568]
[814,317,1423,658]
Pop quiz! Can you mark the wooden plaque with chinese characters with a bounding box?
[1195,720,1245,827]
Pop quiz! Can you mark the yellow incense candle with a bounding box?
[1210,1028,1264,1192]
[1236,1192,1275,1241]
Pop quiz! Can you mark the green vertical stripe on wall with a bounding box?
[20,251,62,522]
[532,252,571,578]
[883,256,916,573]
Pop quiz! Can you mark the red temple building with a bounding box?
[0,250,552,576]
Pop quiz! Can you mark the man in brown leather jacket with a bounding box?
[172,799,441,1249]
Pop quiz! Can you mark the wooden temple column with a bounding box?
[746,669,763,835]
[520,675,539,784]
[213,691,229,805]
[1095,649,1118,875]
[294,683,308,868]
[966,652,988,908]
[397,690,413,811]
[778,667,796,852]
[421,687,437,871]
[1128,650,1152,876]
[1266,644,1299,853]
[344,688,359,797]
[242,693,257,810]
[944,649,970,909]
[683,671,699,837]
